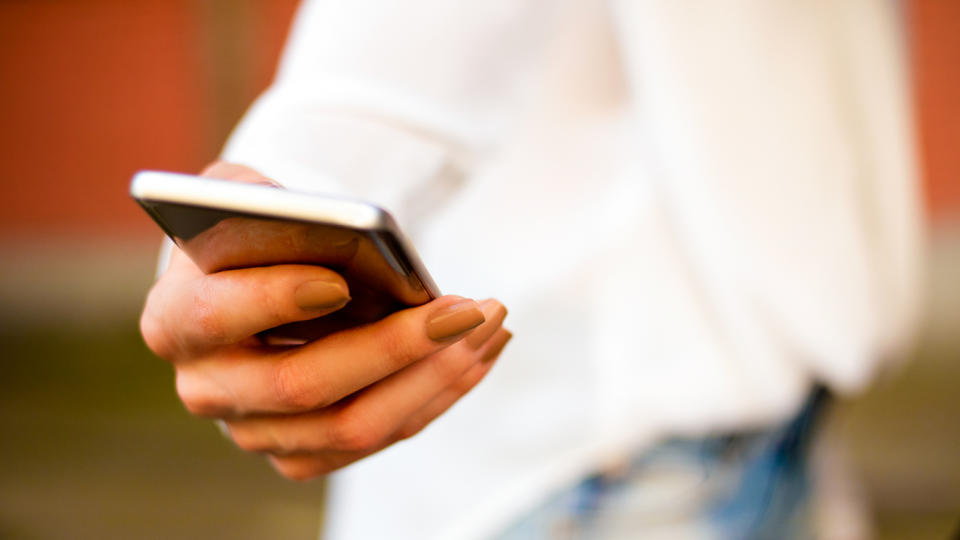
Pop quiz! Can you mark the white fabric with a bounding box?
[221,1,923,538]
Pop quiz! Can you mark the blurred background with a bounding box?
[0,1,957,538]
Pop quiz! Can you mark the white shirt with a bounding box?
[222,1,922,538]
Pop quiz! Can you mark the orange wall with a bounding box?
[0,1,955,241]
[910,0,960,222]
[0,0,299,239]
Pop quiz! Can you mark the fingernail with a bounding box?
[294,280,350,311]
[482,331,513,362]
[427,299,485,342]
[466,300,508,349]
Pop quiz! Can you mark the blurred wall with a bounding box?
[0,0,955,246]
[0,0,300,241]
[910,0,960,222]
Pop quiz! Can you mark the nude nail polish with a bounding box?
[294,280,350,310]
[466,300,508,349]
[427,300,485,342]
[482,331,513,362]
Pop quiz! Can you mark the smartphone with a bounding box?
[131,170,440,340]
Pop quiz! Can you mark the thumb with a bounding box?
[201,161,281,187]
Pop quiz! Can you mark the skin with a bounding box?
[140,162,511,480]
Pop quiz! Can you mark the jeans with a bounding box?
[495,387,829,540]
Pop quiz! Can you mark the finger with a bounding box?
[178,295,488,416]
[201,161,280,186]
[142,261,350,359]
[465,299,508,349]
[267,449,377,481]
[222,306,507,451]
[395,328,511,440]
[259,330,510,481]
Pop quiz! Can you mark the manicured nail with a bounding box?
[427,299,485,342]
[294,280,350,311]
[466,300,508,349]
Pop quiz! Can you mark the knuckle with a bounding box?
[139,309,175,359]
[176,371,228,417]
[180,394,224,417]
[230,425,268,453]
[272,359,326,411]
[255,283,287,329]
[454,364,488,395]
[328,410,384,452]
[429,350,472,386]
[188,281,228,345]
[140,283,184,359]
[375,323,423,369]
[232,422,302,455]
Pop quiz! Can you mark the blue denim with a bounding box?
[495,388,828,540]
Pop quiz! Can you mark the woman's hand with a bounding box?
[139,164,511,479]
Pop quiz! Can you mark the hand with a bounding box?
[139,163,511,480]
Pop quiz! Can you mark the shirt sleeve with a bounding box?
[221,0,556,225]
